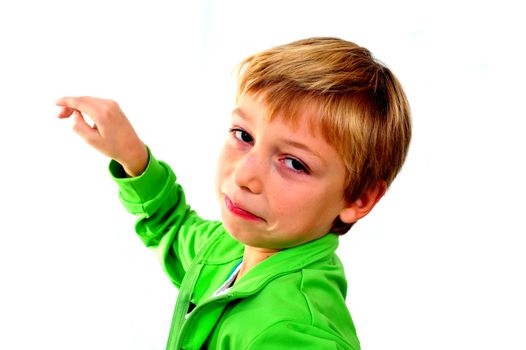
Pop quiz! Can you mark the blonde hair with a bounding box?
[236,37,411,233]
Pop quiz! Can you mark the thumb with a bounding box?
[72,110,99,143]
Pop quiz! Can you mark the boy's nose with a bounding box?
[232,153,263,194]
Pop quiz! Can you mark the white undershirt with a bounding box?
[210,262,243,298]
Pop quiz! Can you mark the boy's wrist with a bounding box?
[109,148,170,204]
[119,142,149,177]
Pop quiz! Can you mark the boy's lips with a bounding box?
[224,195,263,221]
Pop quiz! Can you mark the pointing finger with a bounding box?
[55,96,104,119]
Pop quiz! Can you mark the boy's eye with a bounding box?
[230,128,254,144]
[283,157,309,174]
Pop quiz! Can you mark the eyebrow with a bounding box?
[281,139,324,161]
[232,107,325,163]
[232,107,249,120]
[232,107,325,162]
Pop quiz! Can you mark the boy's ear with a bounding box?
[339,181,387,224]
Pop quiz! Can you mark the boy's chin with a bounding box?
[223,223,280,250]
[221,212,329,250]
[223,224,305,251]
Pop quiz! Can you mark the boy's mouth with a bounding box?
[224,195,263,221]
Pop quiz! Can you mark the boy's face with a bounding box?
[216,93,349,250]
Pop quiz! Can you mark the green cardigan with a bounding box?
[110,151,360,350]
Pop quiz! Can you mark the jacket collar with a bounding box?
[230,233,339,295]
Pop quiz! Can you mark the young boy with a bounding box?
[56,37,411,349]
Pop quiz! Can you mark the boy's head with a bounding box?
[235,37,411,234]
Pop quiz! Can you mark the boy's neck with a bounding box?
[235,245,281,284]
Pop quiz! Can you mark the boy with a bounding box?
[56,37,411,349]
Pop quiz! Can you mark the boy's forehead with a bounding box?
[236,91,323,137]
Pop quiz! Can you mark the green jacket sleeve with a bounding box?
[246,321,359,350]
[109,149,222,288]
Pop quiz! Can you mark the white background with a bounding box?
[1,0,525,349]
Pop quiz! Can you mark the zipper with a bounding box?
[176,292,236,349]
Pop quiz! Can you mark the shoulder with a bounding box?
[270,257,357,336]
[246,320,360,350]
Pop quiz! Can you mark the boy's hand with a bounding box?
[56,96,148,177]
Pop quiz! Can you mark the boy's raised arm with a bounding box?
[55,96,148,177]
[56,96,221,287]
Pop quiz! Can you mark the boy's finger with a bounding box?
[55,96,102,119]
[57,106,74,119]
[72,110,99,143]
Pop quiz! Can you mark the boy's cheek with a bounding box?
[215,147,234,194]
[217,143,243,171]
